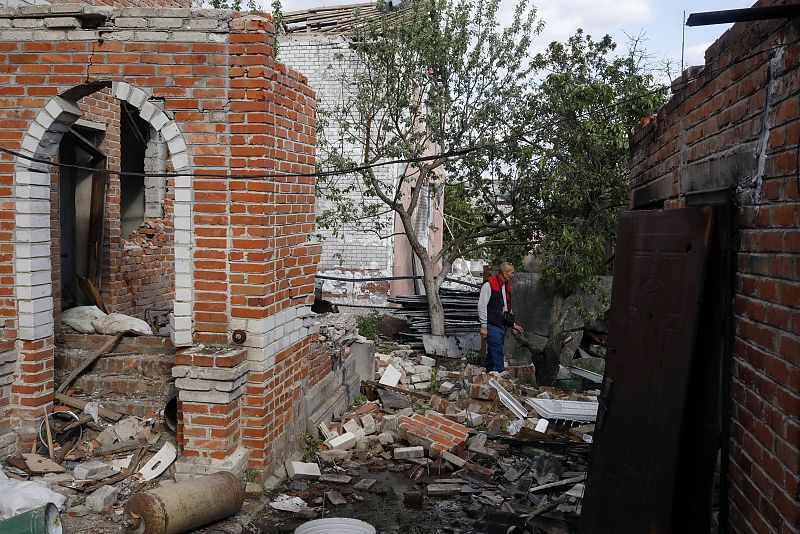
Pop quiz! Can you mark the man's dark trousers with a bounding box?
[484,323,507,372]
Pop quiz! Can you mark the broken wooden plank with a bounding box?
[54,392,123,422]
[93,438,147,457]
[528,474,587,494]
[21,453,66,474]
[56,331,126,394]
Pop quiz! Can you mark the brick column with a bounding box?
[172,345,249,478]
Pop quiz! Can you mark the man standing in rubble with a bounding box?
[478,262,524,373]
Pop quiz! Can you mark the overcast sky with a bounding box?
[275,0,753,81]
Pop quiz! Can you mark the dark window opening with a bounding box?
[120,102,148,238]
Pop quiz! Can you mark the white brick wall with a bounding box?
[278,34,396,273]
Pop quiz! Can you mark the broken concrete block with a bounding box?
[325,490,347,506]
[353,478,376,491]
[394,446,424,460]
[86,484,117,512]
[438,381,455,394]
[419,356,436,366]
[73,460,111,480]
[285,461,321,480]
[413,382,431,390]
[319,473,352,484]
[95,427,117,448]
[343,419,365,438]
[360,414,377,435]
[466,412,483,427]
[326,432,357,451]
[468,433,488,450]
[378,432,394,445]
[318,449,351,464]
[440,450,466,467]
[381,415,399,433]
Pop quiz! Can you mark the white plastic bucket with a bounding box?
[294,518,376,534]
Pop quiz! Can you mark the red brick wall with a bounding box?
[0,9,326,470]
[628,3,799,531]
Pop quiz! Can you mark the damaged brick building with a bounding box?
[0,1,338,477]
[628,2,800,531]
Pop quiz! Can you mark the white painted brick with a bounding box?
[139,101,158,122]
[15,228,50,242]
[15,242,49,259]
[174,257,191,273]
[128,87,148,109]
[174,216,190,231]
[16,283,51,300]
[112,81,132,101]
[19,311,51,328]
[18,297,52,315]
[16,170,50,186]
[171,152,189,170]
[16,257,50,272]
[173,174,191,189]
[174,245,191,260]
[16,200,49,214]
[16,185,49,200]
[174,189,191,202]
[171,314,192,331]
[172,330,192,347]
[150,110,169,131]
[174,273,191,290]
[16,271,51,286]
[175,287,192,301]
[161,121,179,141]
[174,230,191,245]
[19,323,53,340]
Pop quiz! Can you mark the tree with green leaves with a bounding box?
[316,0,666,367]
[317,0,542,335]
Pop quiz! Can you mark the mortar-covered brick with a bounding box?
[627,3,800,531]
[398,412,469,453]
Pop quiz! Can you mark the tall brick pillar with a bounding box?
[173,346,249,479]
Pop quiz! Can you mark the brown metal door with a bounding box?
[580,207,713,534]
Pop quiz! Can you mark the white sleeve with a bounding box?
[477,282,491,328]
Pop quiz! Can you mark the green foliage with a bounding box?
[244,468,262,483]
[316,0,665,331]
[317,0,542,289]
[209,0,257,11]
[521,31,667,296]
[301,434,323,462]
[353,394,368,408]
[427,367,439,393]
[355,311,381,341]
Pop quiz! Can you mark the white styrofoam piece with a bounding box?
[525,398,598,422]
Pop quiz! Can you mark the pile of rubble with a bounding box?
[2,405,176,522]
[268,343,599,532]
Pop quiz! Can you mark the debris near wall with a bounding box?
[264,346,599,532]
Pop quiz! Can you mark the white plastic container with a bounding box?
[294,518,376,534]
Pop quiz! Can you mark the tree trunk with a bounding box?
[537,292,571,386]
[421,265,445,336]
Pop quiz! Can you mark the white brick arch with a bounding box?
[13,80,194,346]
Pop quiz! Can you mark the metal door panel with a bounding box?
[580,208,713,534]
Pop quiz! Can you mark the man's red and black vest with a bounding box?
[485,274,511,327]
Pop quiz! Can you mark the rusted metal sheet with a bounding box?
[123,471,243,534]
[580,208,713,534]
